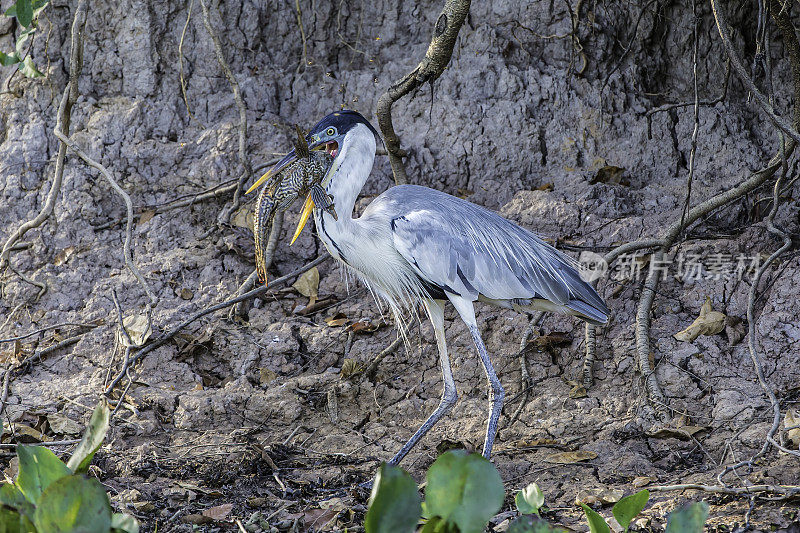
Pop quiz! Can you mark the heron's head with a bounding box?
[246,110,379,242]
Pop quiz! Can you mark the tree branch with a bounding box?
[376,0,471,185]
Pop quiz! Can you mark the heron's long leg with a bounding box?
[387,298,457,466]
[448,295,504,459]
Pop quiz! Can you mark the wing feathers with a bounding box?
[384,185,609,323]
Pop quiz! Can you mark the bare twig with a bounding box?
[105,256,329,392]
[362,336,404,381]
[0,439,81,449]
[230,212,284,319]
[179,0,203,126]
[200,0,252,225]
[649,482,800,499]
[53,129,158,307]
[711,0,800,144]
[0,321,98,343]
[376,0,471,185]
[293,0,309,72]
[582,323,597,389]
[504,311,544,429]
[678,0,701,243]
[0,0,87,271]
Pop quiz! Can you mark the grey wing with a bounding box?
[385,186,609,321]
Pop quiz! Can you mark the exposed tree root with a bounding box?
[230,212,284,320]
[0,0,87,272]
[362,336,404,381]
[179,0,203,127]
[649,482,800,500]
[200,0,252,225]
[104,256,329,393]
[53,130,157,307]
[376,0,471,184]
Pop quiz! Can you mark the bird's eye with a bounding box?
[326,127,336,137]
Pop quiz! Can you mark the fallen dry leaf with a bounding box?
[529,332,573,350]
[576,488,624,506]
[259,367,278,385]
[179,288,194,300]
[348,321,378,334]
[202,503,233,521]
[785,409,800,448]
[46,414,82,436]
[138,209,157,225]
[231,205,254,230]
[535,182,554,191]
[674,297,726,342]
[340,359,362,379]
[293,266,320,307]
[646,425,706,440]
[590,165,627,185]
[53,246,76,266]
[632,476,655,488]
[118,314,152,348]
[325,312,348,327]
[545,450,597,463]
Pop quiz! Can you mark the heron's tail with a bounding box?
[566,298,609,326]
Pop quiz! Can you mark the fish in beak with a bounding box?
[288,139,340,245]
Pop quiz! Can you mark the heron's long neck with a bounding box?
[325,125,376,221]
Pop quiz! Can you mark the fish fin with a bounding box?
[311,185,337,221]
[292,124,310,159]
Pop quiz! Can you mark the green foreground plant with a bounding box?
[365,450,710,533]
[0,401,139,533]
[0,0,50,78]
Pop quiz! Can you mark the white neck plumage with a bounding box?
[321,123,377,224]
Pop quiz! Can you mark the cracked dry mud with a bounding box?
[1,0,799,531]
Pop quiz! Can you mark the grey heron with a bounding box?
[247,110,609,466]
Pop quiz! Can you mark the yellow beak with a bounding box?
[290,194,315,245]
[245,168,274,195]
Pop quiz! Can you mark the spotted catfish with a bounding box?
[254,125,336,284]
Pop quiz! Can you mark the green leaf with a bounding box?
[67,400,110,473]
[508,515,565,533]
[15,27,36,56]
[32,475,112,533]
[580,504,611,533]
[364,463,421,533]
[424,450,504,533]
[111,513,140,533]
[0,507,23,533]
[419,516,446,533]
[31,0,48,19]
[0,484,29,510]
[515,482,545,515]
[611,489,649,531]
[15,0,33,27]
[4,5,16,17]
[14,446,71,505]
[665,502,709,533]
[0,51,21,66]
[18,56,42,78]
